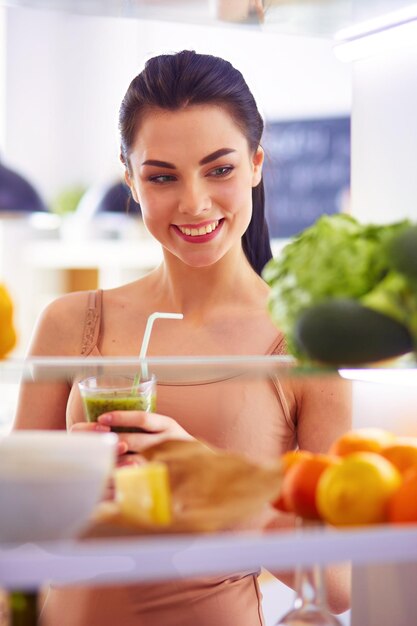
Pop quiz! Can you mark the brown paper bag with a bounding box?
[83,439,283,537]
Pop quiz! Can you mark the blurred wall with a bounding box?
[2,6,351,205]
[0,8,5,149]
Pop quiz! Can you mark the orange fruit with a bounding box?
[388,466,417,524]
[280,453,339,519]
[329,428,396,457]
[273,450,313,512]
[381,437,417,474]
[280,449,315,474]
[316,451,402,526]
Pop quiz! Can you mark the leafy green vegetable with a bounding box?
[362,271,417,340]
[385,225,417,280]
[262,214,413,357]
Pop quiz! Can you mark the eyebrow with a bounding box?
[141,148,236,169]
[199,148,236,165]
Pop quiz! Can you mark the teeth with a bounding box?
[179,220,219,237]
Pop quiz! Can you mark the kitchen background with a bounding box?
[0,4,352,355]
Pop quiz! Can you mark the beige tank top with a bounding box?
[47,290,297,626]
[68,290,297,462]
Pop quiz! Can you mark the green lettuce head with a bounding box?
[262,214,413,358]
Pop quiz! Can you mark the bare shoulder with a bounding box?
[28,291,92,357]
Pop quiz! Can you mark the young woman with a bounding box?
[14,50,351,626]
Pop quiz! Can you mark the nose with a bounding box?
[178,179,212,216]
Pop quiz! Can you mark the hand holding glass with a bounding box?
[79,311,183,433]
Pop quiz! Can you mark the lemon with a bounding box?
[316,452,402,526]
[114,462,172,526]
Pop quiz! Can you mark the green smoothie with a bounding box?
[79,374,157,433]
[83,394,157,432]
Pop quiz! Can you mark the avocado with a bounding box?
[294,299,413,365]
[387,225,417,280]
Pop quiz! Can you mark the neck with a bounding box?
[150,244,267,322]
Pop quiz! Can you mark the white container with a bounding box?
[0,431,117,542]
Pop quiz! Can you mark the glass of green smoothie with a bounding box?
[78,374,157,433]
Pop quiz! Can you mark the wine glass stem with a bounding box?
[294,563,326,609]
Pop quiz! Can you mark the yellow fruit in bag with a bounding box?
[114,462,172,526]
[0,284,17,357]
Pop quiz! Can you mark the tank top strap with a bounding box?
[266,332,296,433]
[266,332,287,356]
[81,290,103,356]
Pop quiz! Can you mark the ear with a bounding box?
[251,146,264,187]
[124,169,139,204]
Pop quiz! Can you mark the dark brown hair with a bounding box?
[119,50,272,275]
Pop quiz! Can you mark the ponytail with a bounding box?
[242,179,273,276]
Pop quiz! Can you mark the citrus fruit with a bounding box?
[388,466,417,524]
[0,284,14,323]
[114,462,171,526]
[280,453,339,520]
[316,452,402,526]
[381,437,417,474]
[0,316,16,357]
[273,450,314,512]
[329,428,396,457]
[0,284,17,357]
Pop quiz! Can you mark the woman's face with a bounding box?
[125,104,263,269]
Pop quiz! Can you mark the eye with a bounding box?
[148,174,177,184]
[208,165,234,178]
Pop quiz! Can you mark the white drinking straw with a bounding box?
[139,312,184,380]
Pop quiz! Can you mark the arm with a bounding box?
[295,373,352,453]
[13,292,89,431]
[268,373,353,614]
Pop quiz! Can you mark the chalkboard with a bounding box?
[262,117,351,238]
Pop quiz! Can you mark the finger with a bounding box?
[117,441,129,456]
[116,432,170,453]
[98,411,171,433]
[70,422,111,433]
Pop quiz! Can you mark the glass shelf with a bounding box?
[1,524,417,590]
[0,354,416,385]
[1,0,415,38]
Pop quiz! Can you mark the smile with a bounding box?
[178,220,220,237]
[174,219,224,243]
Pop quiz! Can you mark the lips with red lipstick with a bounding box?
[173,218,224,243]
